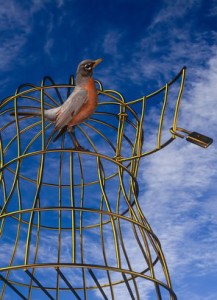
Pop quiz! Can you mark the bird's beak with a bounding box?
[93,58,103,68]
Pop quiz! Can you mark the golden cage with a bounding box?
[0,67,211,299]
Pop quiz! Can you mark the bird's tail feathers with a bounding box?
[10,111,41,117]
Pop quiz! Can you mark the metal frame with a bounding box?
[0,67,187,299]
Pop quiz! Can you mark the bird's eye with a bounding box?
[84,64,92,70]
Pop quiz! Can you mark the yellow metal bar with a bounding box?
[172,67,186,134]
[24,79,46,265]
[157,83,169,148]
[70,152,76,264]
[0,263,177,299]
[97,157,121,269]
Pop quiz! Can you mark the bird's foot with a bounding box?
[67,126,75,133]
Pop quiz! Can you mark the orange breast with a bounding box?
[69,78,98,126]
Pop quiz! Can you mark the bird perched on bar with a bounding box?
[11,58,103,148]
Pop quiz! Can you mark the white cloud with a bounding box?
[149,0,198,27]
[180,49,217,132]
[0,1,31,71]
[56,0,64,8]
[102,31,123,57]
[44,38,55,56]
[208,0,217,16]
[99,1,216,93]
[0,0,58,72]
[138,49,217,299]
[0,37,27,71]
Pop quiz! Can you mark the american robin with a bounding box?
[11,58,103,148]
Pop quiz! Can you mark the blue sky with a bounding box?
[0,0,217,299]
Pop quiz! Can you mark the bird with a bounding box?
[10,58,103,149]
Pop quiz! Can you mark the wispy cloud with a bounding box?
[0,1,30,71]
[98,0,216,94]
[138,48,217,299]
[102,31,123,57]
[149,0,198,27]
[207,0,217,16]
[180,49,217,132]
[44,38,55,56]
[0,0,62,72]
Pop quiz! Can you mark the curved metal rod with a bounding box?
[0,263,177,299]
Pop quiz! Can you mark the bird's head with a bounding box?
[76,58,103,83]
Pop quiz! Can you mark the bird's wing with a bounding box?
[55,87,88,129]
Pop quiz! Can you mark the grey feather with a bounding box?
[55,87,87,129]
[44,107,61,122]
